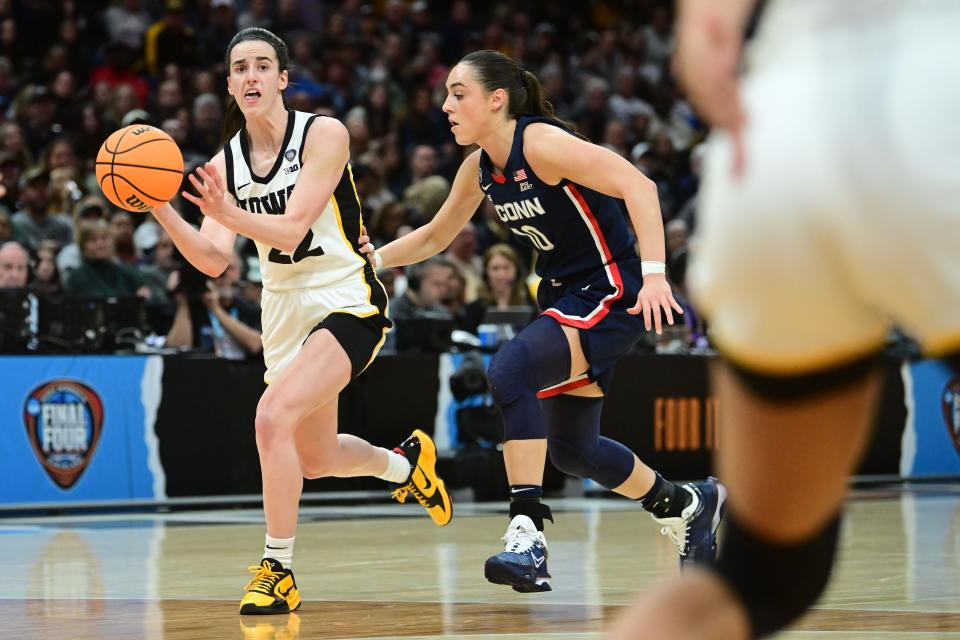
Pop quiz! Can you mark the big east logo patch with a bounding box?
[24,380,104,489]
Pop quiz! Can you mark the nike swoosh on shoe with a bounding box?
[422,484,447,511]
[417,465,434,492]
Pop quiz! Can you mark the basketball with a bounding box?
[95,125,184,213]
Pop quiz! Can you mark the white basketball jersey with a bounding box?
[223,110,369,293]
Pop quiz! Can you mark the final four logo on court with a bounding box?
[944,376,960,457]
[23,380,104,489]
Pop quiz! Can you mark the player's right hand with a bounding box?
[357,225,382,268]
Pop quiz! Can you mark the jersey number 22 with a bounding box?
[268,229,325,264]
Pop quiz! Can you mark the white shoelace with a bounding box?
[653,485,701,556]
[659,520,690,556]
[501,517,545,554]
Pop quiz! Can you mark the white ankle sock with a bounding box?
[377,448,413,483]
[263,535,295,569]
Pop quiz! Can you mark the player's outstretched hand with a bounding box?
[357,225,382,268]
[627,274,683,335]
[183,162,227,220]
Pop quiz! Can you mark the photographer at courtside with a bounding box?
[165,249,261,360]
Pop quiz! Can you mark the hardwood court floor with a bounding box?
[1,489,959,639]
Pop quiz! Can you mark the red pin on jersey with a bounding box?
[95,124,184,212]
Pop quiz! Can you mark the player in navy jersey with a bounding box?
[359,50,726,592]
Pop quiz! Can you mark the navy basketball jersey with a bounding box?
[477,116,638,285]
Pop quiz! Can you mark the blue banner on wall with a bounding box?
[901,360,960,477]
[0,356,165,505]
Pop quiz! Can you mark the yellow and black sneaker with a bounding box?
[391,429,453,526]
[239,558,301,615]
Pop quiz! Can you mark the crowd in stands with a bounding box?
[0,0,705,356]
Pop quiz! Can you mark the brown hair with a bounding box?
[459,50,577,132]
[222,28,290,143]
[76,219,111,254]
[477,243,528,307]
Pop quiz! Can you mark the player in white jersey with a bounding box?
[608,1,960,639]
[221,108,387,381]
[151,28,452,615]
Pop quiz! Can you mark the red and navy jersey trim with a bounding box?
[541,184,624,329]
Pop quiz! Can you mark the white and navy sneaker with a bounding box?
[484,515,552,592]
[653,476,727,569]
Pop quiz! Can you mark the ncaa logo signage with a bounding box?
[943,377,960,457]
[23,380,104,490]
[284,148,296,162]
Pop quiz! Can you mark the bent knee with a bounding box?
[547,438,597,479]
[487,341,527,404]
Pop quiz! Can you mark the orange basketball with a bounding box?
[95,125,184,213]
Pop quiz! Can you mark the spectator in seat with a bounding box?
[64,219,149,299]
[110,210,139,265]
[459,243,536,335]
[143,0,199,78]
[29,240,64,298]
[389,255,455,322]
[11,167,73,252]
[57,197,108,277]
[402,144,451,222]
[0,240,29,288]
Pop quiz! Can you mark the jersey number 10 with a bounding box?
[268,229,325,264]
[510,225,555,252]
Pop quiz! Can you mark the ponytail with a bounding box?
[222,100,245,144]
[221,27,290,144]
[517,69,555,120]
[460,50,578,133]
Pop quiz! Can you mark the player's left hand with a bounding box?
[183,162,227,220]
[628,274,683,335]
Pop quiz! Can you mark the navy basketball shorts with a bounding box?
[538,257,646,393]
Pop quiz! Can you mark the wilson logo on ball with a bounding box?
[125,194,151,211]
[23,380,105,490]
